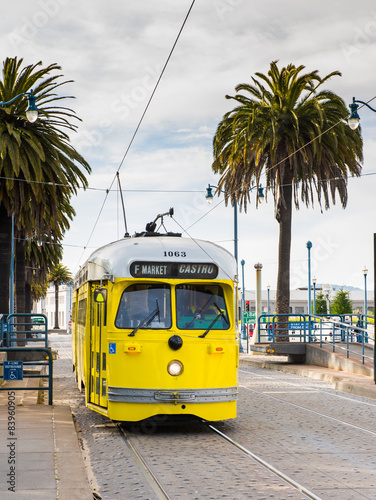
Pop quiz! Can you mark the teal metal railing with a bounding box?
[254,312,375,381]
[1,313,48,347]
[0,313,53,404]
[0,347,53,405]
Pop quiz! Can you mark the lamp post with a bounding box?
[206,185,239,266]
[205,184,264,267]
[241,259,246,350]
[266,285,270,315]
[306,241,312,340]
[205,183,264,265]
[206,184,242,350]
[312,278,317,316]
[348,97,376,129]
[254,263,262,344]
[363,267,368,337]
[205,184,264,353]
[0,90,39,314]
[0,89,39,122]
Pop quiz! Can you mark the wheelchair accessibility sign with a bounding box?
[109,343,116,354]
[4,361,23,381]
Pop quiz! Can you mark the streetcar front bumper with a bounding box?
[107,386,237,404]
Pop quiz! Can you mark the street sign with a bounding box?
[243,311,256,323]
[4,361,23,381]
[289,322,306,330]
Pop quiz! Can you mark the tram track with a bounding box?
[53,337,376,499]
[115,417,323,499]
[241,385,376,437]
[207,423,323,500]
[116,424,173,500]
[239,367,376,407]
[239,367,376,437]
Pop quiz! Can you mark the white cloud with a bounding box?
[1,0,375,291]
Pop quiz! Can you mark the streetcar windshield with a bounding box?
[176,284,229,330]
[115,284,171,329]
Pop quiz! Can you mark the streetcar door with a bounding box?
[90,288,108,408]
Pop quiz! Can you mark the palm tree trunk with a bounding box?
[15,238,26,344]
[54,282,60,329]
[25,267,32,314]
[276,169,293,341]
[0,205,12,314]
[15,238,26,314]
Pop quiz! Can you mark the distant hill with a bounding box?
[298,284,362,292]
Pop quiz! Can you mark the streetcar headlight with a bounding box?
[167,360,183,376]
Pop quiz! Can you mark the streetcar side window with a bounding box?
[115,284,171,329]
[78,298,87,326]
[176,284,229,330]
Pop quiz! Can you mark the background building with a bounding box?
[33,283,373,332]
[33,283,73,332]
[244,285,374,316]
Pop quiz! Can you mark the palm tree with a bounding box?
[0,57,90,314]
[16,188,76,315]
[24,232,64,313]
[212,62,363,339]
[48,264,72,329]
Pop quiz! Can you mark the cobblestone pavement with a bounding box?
[50,334,158,499]
[50,334,376,500]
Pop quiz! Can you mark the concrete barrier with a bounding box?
[306,344,373,377]
[0,352,5,386]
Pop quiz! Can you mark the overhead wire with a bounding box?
[74,0,197,268]
[264,95,376,176]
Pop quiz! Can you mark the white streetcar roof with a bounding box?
[75,236,236,286]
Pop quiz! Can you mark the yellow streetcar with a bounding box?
[71,223,239,422]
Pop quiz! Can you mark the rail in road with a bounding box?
[49,330,376,499]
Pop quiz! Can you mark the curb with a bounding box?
[239,357,376,400]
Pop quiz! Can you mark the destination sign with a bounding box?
[130,262,219,279]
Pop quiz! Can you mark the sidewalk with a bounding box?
[0,378,92,499]
[240,349,376,400]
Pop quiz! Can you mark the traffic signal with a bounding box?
[246,301,250,311]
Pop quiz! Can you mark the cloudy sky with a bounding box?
[2,0,376,292]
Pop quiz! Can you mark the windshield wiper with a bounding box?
[198,303,229,338]
[129,299,160,337]
[183,296,214,329]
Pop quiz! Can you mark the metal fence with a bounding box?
[0,347,53,405]
[253,313,375,380]
[0,313,53,405]
[0,313,48,347]
[257,313,374,349]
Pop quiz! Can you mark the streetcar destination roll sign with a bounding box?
[130,261,218,279]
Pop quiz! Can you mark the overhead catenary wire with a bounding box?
[264,95,376,176]
[3,167,376,193]
[74,0,197,268]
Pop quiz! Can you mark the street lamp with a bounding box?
[205,184,239,266]
[312,278,317,316]
[0,89,39,123]
[205,184,263,352]
[306,241,312,316]
[241,259,246,348]
[348,97,376,130]
[205,183,264,266]
[1,90,39,314]
[206,184,243,351]
[363,267,368,336]
[266,285,270,315]
[306,241,312,340]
